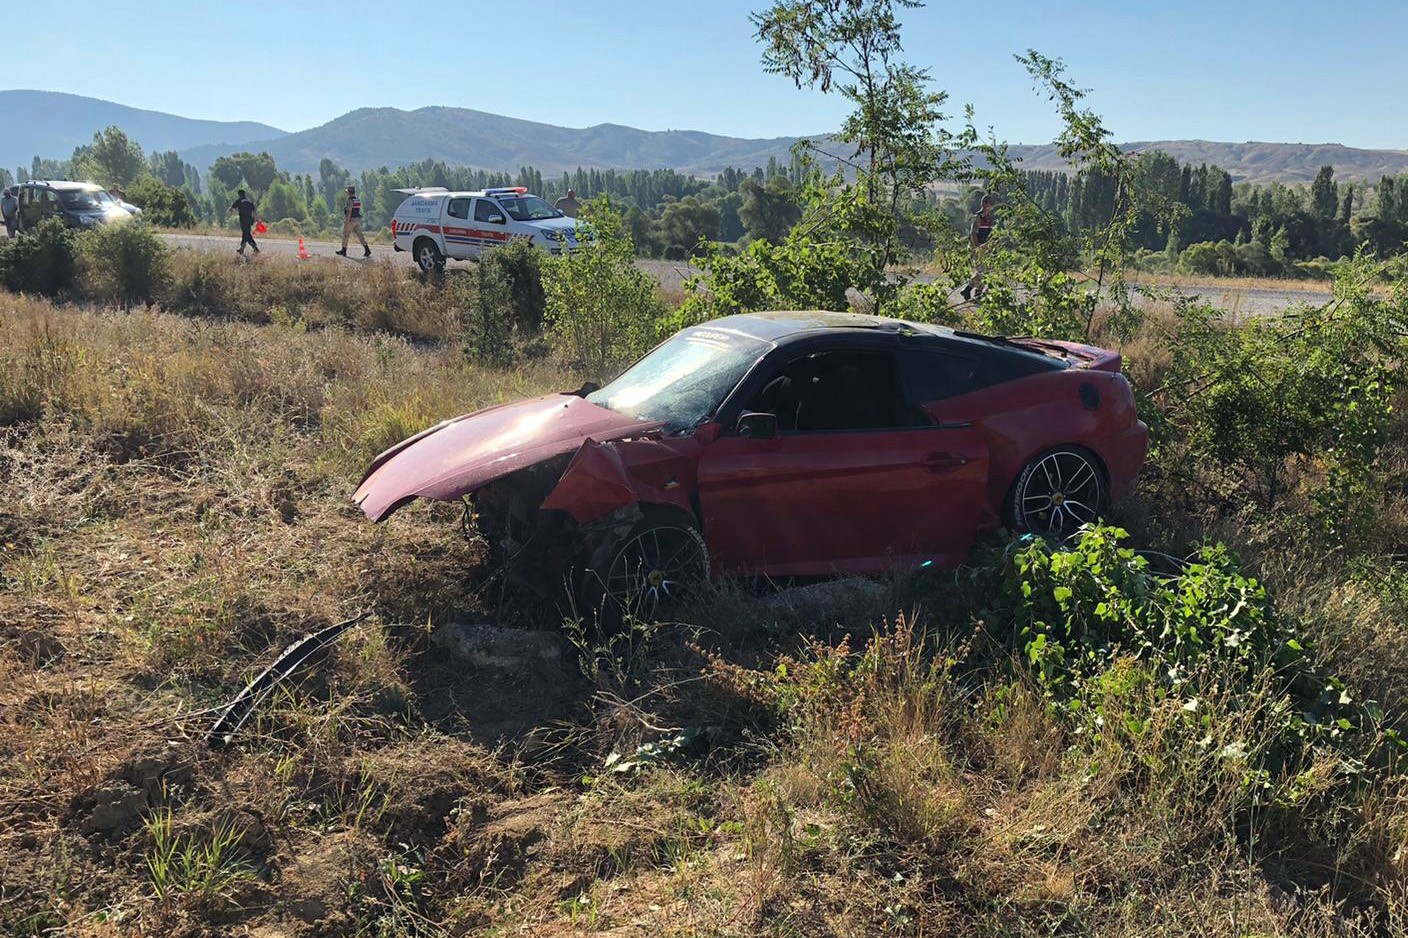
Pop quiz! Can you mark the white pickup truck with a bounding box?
[391,186,583,272]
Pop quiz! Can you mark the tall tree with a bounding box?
[739,175,802,242]
[1377,176,1397,222]
[210,152,278,194]
[1310,165,1338,222]
[753,0,957,267]
[76,126,146,187]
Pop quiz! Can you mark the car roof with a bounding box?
[398,188,535,201]
[705,310,1065,365]
[27,180,103,191]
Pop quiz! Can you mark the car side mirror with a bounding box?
[487,214,505,225]
[736,411,778,440]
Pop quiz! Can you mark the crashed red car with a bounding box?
[354,311,1148,613]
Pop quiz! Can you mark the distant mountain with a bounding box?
[10,91,1408,186]
[1004,140,1408,185]
[183,104,1408,184]
[180,105,807,177]
[0,90,286,174]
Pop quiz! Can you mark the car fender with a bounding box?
[541,437,697,525]
[925,368,1140,523]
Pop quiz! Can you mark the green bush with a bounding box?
[0,218,78,297]
[127,176,196,228]
[455,257,517,367]
[78,222,169,308]
[980,526,1384,777]
[481,238,547,334]
[543,198,661,376]
[1151,252,1403,544]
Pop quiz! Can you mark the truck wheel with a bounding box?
[414,238,444,273]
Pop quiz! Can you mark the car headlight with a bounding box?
[79,215,99,226]
[539,229,564,242]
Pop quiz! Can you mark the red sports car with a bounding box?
[354,311,1148,613]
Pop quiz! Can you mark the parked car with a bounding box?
[16,181,133,231]
[353,311,1149,615]
[390,186,584,272]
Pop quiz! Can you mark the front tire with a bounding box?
[414,237,444,273]
[580,507,709,623]
[1008,446,1107,540]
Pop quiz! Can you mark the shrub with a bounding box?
[0,217,77,297]
[1151,252,1404,545]
[455,257,517,367]
[674,234,881,331]
[78,221,169,308]
[127,176,197,228]
[481,238,547,334]
[978,526,1387,782]
[543,198,661,376]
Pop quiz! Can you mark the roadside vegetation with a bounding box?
[3,2,1408,935]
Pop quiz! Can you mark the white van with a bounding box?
[391,186,583,272]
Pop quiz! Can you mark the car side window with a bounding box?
[447,198,470,220]
[745,350,920,433]
[901,349,991,404]
[474,199,502,223]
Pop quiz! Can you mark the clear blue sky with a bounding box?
[3,0,1405,149]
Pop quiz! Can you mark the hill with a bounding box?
[184,104,1408,183]
[0,90,286,173]
[10,91,1408,185]
[1006,139,1408,184]
[180,105,808,177]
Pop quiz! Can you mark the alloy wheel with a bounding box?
[1016,449,1105,539]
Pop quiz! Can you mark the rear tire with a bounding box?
[1008,446,1107,540]
[579,507,709,623]
[414,238,444,273]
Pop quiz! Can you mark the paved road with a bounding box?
[163,232,405,265]
[160,233,1331,316]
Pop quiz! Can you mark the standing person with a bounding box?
[228,189,259,255]
[962,193,996,301]
[1,187,17,239]
[337,185,370,258]
[554,188,581,218]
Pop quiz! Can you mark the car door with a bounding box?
[19,187,42,230]
[472,198,513,255]
[440,197,475,260]
[695,345,990,577]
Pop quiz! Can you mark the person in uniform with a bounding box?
[337,185,371,258]
[229,189,259,255]
[554,188,581,218]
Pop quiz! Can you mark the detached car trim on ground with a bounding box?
[354,311,1148,613]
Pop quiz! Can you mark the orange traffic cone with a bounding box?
[297,236,311,261]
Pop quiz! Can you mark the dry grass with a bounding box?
[1,290,1406,936]
[1128,271,1336,294]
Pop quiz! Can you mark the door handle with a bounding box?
[921,452,969,473]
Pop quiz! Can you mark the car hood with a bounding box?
[353,393,663,521]
[529,216,585,235]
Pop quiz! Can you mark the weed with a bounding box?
[144,809,256,908]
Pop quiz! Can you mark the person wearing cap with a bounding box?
[1,186,17,239]
[337,185,371,258]
[962,193,997,301]
[228,189,259,255]
[554,188,581,219]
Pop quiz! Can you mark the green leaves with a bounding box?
[980,526,1383,777]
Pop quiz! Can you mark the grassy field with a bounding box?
[2,259,1407,936]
